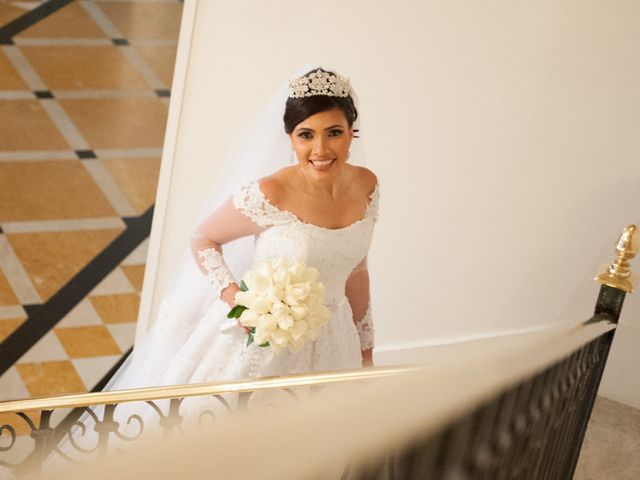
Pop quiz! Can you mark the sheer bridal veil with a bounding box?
[105,64,367,391]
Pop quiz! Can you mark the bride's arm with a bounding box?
[190,197,264,307]
[345,257,374,367]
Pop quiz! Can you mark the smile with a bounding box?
[309,158,335,170]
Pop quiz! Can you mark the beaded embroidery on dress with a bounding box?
[156,179,380,384]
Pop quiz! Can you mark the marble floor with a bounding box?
[0,0,182,407]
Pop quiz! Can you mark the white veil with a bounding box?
[105,64,367,390]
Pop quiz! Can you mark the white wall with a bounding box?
[139,0,640,406]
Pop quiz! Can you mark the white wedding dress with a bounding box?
[148,179,379,386]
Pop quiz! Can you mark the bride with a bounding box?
[104,66,379,392]
[37,66,379,473]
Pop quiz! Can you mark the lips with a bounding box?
[309,158,335,170]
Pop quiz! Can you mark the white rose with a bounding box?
[252,295,271,315]
[244,271,271,295]
[289,305,307,321]
[277,314,295,331]
[284,283,310,305]
[256,261,274,279]
[289,320,308,341]
[265,285,284,303]
[287,261,305,282]
[310,282,326,299]
[259,313,278,332]
[234,290,256,308]
[271,301,290,319]
[272,257,289,271]
[270,329,290,347]
[253,325,271,345]
[273,267,290,287]
[302,267,319,282]
[239,309,260,328]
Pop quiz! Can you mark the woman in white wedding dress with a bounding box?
[35,67,379,475]
[120,67,378,391]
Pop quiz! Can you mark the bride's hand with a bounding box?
[221,283,240,308]
[221,284,250,333]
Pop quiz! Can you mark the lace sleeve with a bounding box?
[191,194,265,299]
[365,183,380,223]
[195,244,236,299]
[354,304,374,350]
[233,181,296,227]
[346,257,375,351]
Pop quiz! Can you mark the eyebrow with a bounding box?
[296,124,345,132]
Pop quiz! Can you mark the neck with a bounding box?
[295,165,346,197]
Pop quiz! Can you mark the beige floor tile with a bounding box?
[132,45,178,87]
[105,322,136,352]
[0,160,116,222]
[0,411,40,437]
[0,366,30,401]
[22,46,149,90]
[90,293,140,324]
[91,267,135,295]
[17,2,107,39]
[57,298,103,328]
[0,269,19,305]
[0,49,28,89]
[0,3,24,26]
[102,157,160,213]
[19,330,69,364]
[0,100,70,150]
[16,361,86,397]
[0,317,24,342]
[98,2,183,39]
[121,264,145,292]
[58,97,168,149]
[72,355,120,390]
[122,237,148,266]
[55,325,121,358]
[6,229,123,301]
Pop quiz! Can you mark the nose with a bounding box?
[312,136,329,154]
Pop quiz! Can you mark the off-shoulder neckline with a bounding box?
[251,180,378,232]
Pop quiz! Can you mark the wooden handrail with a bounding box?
[0,364,419,414]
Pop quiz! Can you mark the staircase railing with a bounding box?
[0,225,636,480]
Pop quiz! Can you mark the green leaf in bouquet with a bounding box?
[240,280,249,292]
[227,305,247,318]
[249,327,256,334]
[258,342,270,348]
[247,333,254,347]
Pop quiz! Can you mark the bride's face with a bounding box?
[289,108,353,177]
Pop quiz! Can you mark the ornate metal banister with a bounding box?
[0,365,416,415]
[0,225,636,479]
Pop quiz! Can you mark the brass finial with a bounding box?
[595,225,638,293]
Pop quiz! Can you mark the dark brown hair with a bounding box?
[283,68,358,134]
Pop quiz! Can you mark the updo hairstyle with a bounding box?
[283,68,359,135]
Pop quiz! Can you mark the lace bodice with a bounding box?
[233,180,379,305]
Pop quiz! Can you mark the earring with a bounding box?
[290,150,296,164]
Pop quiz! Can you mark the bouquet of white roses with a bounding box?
[227,258,330,353]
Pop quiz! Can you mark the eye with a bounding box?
[297,131,312,139]
[328,129,344,137]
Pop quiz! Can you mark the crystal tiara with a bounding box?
[288,69,351,98]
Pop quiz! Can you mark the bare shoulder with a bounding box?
[258,167,296,203]
[351,166,378,194]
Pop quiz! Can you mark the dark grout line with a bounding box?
[0,205,153,377]
[91,346,133,392]
[0,0,74,44]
